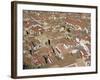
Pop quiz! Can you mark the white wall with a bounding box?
[0,0,99,80]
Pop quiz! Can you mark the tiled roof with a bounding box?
[66,18,87,28]
[31,26,44,32]
[35,47,53,56]
[55,43,69,54]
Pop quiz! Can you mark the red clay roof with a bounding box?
[55,43,69,54]
[32,26,44,32]
[32,54,45,64]
[66,18,87,28]
[35,47,53,56]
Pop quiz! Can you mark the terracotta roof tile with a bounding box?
[66,18,87,28]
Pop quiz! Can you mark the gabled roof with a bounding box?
[35,47,53,56]
[66,18,87,28]
[32,54,45,65]
[55,43,69,54]
[52,38,77,46]
[31,26,45,32]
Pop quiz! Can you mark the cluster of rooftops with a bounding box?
[23,11,91,69]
